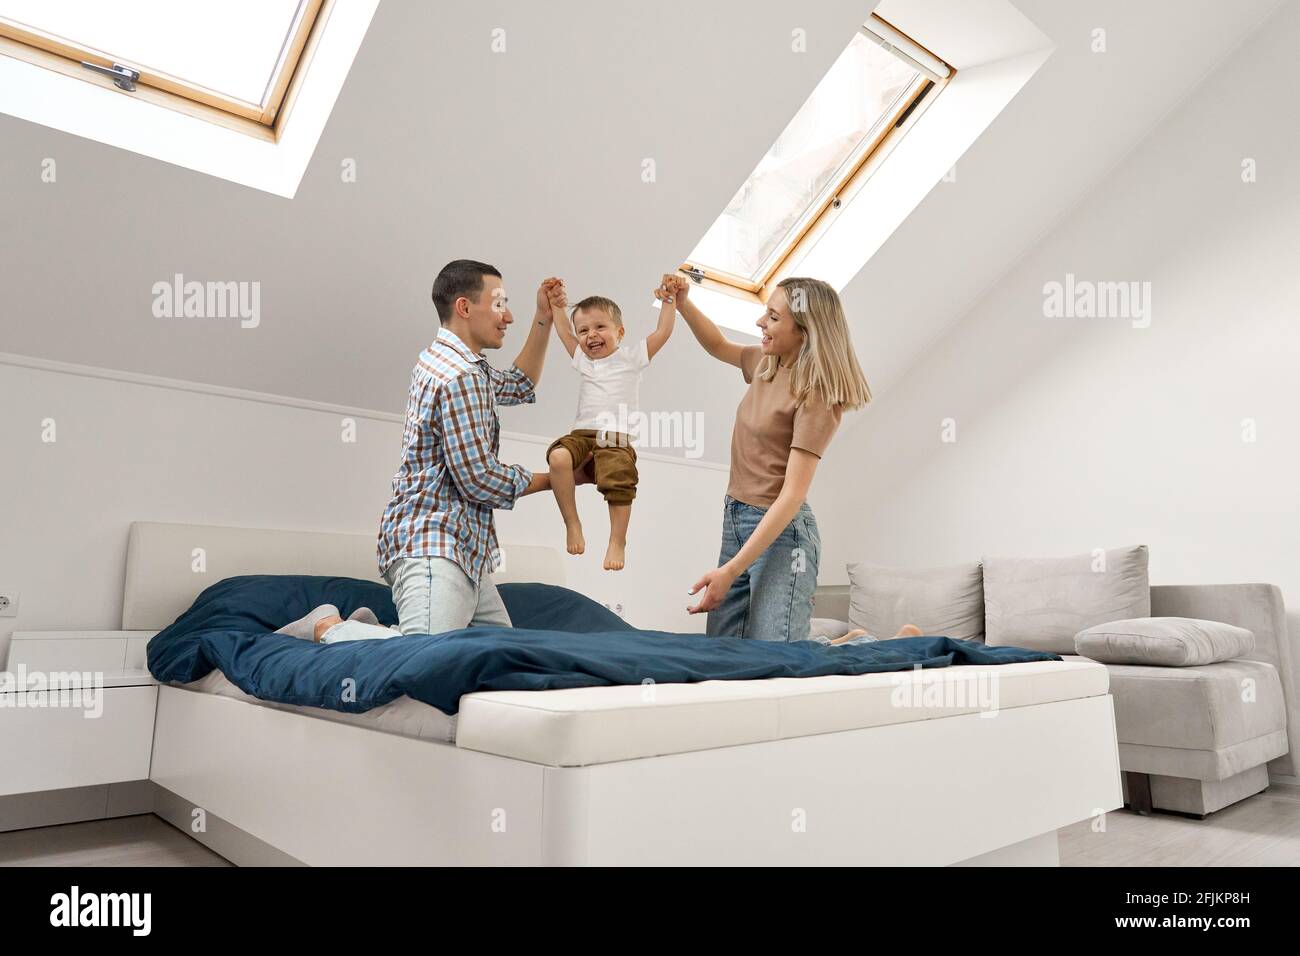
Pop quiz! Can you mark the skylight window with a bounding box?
[683,14,951,298]
[0,0,374,195]
[0,0,324,130]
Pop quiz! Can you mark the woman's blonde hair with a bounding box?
[755,277,872,410]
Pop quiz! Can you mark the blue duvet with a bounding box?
[147,575,1061,716]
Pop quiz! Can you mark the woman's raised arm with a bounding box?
[658,274,746,369]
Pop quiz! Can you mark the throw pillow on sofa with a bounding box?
[983,544,1150,653]
[845,561,984,642]
[1075,616,1255,666]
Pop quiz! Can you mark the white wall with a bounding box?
[0,360,732,663]
[817,0,1300,676]
[0,0,1281,466]
[0,0,879,466]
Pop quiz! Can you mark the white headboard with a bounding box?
[122,521,565,630]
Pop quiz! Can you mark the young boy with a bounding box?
[546,282,676,570]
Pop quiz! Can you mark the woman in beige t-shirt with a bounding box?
[656,274,871,642]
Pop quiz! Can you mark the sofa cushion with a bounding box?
[1075,617,1255,666]
[845,562,984,642]
[1087,656,1287,754]
[984,545,1149,653]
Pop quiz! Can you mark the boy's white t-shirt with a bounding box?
[571,339,650,432]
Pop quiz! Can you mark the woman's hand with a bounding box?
[653,276,672,304]
[687,564,738,615]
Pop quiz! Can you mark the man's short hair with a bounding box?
[571,295,623,329]
[432,259,501,323]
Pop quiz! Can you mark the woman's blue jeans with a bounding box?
[705,495,821,642]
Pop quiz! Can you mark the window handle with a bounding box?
[80,61,140,92]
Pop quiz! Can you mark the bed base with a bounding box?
[151,789,1062,867]
[150,685,1121,866]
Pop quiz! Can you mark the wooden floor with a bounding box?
[1060,783,1300,866]
[0,814,230,867]
[2,785,1298,865]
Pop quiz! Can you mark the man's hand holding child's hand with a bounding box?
[537,277,564,317]
[546,278,568,312]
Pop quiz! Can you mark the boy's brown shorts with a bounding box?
[546,429,639,504]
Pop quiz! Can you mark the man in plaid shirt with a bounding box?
[314,260,588,645]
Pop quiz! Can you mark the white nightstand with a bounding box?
[1,632,159,821]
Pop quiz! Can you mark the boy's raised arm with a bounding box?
[550,280,578,358]
[645,282,677,360]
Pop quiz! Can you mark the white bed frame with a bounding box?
[122,522,1121,866]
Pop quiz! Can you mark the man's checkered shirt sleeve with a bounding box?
[438,370,531,508]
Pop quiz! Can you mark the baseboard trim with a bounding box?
[0,780,298,866]
[152,786,303,867]
[0,780,154,833]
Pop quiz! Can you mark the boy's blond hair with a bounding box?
[570,295,623,329]
[755,277,872,410]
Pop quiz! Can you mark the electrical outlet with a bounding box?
[0,591,17,617]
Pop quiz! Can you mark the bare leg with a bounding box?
[830,622,922,645]
[830,628,868,645]
[549,447,585,554]
[604,503,631,570]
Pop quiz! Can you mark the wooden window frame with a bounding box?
[680,14,953,306]
[0,0,329,143]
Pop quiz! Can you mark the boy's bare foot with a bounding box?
[603,539,625,571]
[895,623,923,637]
[565,522,585,555]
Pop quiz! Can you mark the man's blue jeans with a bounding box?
[319,556,511,643]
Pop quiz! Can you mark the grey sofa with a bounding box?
[811,581,1296,817]
[1102,584,1295,816]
